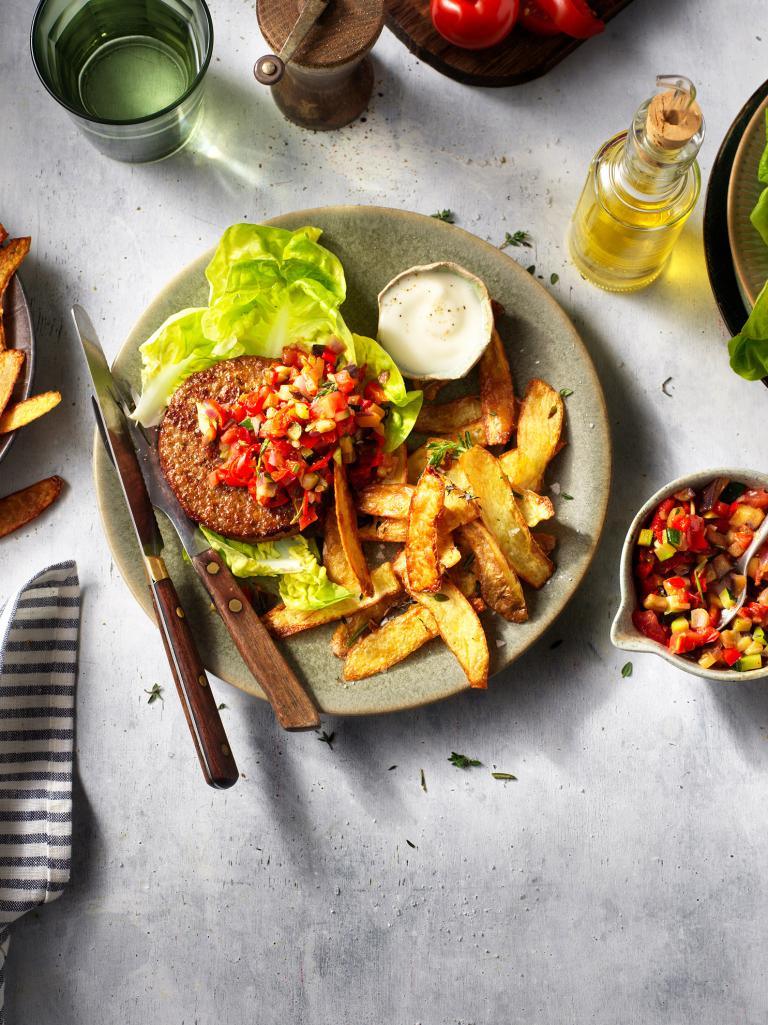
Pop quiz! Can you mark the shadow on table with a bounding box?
[704,680,768,766]
[4,758,102,1025]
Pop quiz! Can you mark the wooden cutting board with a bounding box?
[385,0,635,87]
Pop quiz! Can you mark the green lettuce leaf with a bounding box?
[729,279,768,380]
[759,110,768,185]
[199,527,352,611]
[352,333,423,451]
[750,187,768,248]
[133,309,245,425]
[201,223,355,362]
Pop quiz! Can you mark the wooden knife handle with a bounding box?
[191,548,320,731]
[149,576,239,789]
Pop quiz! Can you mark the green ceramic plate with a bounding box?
[728,94,768,309]
[94,206,611,716]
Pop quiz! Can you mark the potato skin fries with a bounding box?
[460,445,553,588]
[0,476,63,538]
[457,520,527,622]
[343,604,440,680]
[323,511,358,590]
[416,395,483,434]
[480,327,515,445]
[406,467,445,592]
[334,462,373,597]
[0,390,61,434]
[498,380,564,491]
[0,350,24,415]
[408,579,489,689]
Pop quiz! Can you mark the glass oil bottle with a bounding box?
[568,75,705,292]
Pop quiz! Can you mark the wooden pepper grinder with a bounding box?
[255,0,384,131]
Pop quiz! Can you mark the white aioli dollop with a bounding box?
[377,263,492,379]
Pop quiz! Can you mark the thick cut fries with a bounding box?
[0,476,63,539]
[344,604,439,680]
[516,490,554,528]
[331,592,403,658]
[457,520,527,622]
[358,518,408,543]
[0,391,61,434]
[406,467,444,592]
[460,445,553,588]
[0,237,31,297]
[323,511,358,590]
[480,327,515,445]
[333,462,373,597]
[264,561,401,637]
[415,395,482,434]
[534,532,557,554]
[0,350,24,416]
[408,579,489,689]
[358,483,413,519]
[498,379,564,491]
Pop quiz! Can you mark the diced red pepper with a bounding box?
[632,609,669,645]
[722,648,742,667]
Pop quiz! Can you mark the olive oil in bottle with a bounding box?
[568,75,705,292]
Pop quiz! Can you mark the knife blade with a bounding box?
[72,305,239,789]
[107,360,320,731]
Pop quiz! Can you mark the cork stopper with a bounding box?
[646,86,702,151]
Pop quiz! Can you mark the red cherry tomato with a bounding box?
[519,2,561,35]
[430,0,520,49]
[533,0,604,38]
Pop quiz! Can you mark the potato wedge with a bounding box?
[460,445,553,588]
[0,237,30,298]
[498,379,564,491]
[480,327,515,445]
[358,482,413,519]
[358,518,408,543]
[516,490,554,528]
[457,520,527,622]
[343,604,440,680]
[0,350,24,417]
[334,461,373,597]
[378,443,408,484]
[408,579,489,689]
[0,475,63,539]
[416,395,482,434]
[331,592,404,659]
[0,225,8,246]
[264,561,401,637]
[0,390,61,434]
[406,467,445,592]
[323,510,357,590]
[437,532,461,571]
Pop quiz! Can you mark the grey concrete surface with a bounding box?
[2,1,768,1021]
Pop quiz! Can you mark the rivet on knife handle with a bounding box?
[149,572,239,789]
[192,548,320,731]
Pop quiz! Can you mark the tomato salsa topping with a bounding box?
[633,478,768,672]
[197,343,390,531]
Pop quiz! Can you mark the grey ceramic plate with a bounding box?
[94,206,611,716]
[727,94,768,309]
[0,276,35,465]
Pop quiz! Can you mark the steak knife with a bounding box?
[73,305,239,789]
[78,317,320,731]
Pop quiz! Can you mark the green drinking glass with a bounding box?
[31,0,213,163]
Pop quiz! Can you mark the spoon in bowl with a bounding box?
[717,513,768,630]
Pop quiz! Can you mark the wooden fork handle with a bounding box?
[149,575,239,789]
[191,548,320,731]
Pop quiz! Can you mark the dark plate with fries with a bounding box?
[94,206,611,716]
[0,274,35,466]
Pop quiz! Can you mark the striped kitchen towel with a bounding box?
[0,561,80,1023]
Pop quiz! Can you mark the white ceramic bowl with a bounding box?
[611,468,768,681]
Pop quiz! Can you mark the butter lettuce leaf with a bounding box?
[729,279,768,380]
[201,223,355,362]
[199,527,352,611]
[352,333,423,451]
[133,308,244,425]
[750,188,768,248]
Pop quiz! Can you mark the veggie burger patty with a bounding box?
[158,356,296,540]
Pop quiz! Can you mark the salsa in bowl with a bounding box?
[612,469,768,680]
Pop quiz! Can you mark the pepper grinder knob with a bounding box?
[254,53,286,85]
